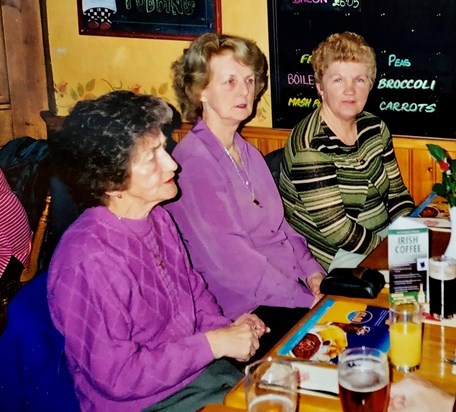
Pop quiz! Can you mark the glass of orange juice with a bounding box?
[389,300,423,372]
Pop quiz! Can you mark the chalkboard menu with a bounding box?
[78,0,220,40]
[267,0,456,138]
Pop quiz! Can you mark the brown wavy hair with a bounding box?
[171,33,268,122]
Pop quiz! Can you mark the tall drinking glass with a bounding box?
[429,256,456,319]
[245,358,297,412]
[389,300,422,372]
[338,347,390,412]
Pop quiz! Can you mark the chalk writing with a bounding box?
[377,78,436,91]
[379,101,436,113]
[292,0,328,4]
[388,54,411,67]
[288,73,315,86]
[288,97,321,108]
[125,0,196,15]
[300,54,312,64]
[332,0,360,9]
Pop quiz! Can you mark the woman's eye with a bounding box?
[247,78,255,85]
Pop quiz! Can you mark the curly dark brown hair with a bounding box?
[171,33,268,123]
[49,90,172,208]
[312,32,377,88]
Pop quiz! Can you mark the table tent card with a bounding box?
[388,217,429,304]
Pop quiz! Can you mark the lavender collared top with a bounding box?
[165,120,325,320]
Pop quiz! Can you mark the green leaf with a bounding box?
[433,183,447,197]
[85,79,96,91]
[158,82,168,95]
[77,83,84,97]
[450,159,456,175]
[449,196,456,208]
[70,89,78,101]
[427,144,446,161]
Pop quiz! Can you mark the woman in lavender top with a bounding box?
[48,91,266,412]
[165,34,326,341]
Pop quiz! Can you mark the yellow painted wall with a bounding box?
[46,0,272,127]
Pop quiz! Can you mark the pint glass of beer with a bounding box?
[429,256,456,319]
[245,358,297,412]
[389,300,422,372]
[338,347,389,412]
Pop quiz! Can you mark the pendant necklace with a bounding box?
[116,214,165,270]
[223,143,260,206]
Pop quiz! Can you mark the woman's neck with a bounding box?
[320,106,358,146]
[202,114,238,149]
[107,196,156,220]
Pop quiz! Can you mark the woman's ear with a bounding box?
[105,190,123,199]
[316,83,324,99]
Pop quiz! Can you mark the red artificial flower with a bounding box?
[439,159,450,172]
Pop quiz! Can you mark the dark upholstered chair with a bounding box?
[0,270,79,411]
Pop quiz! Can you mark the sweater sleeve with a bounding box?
[283,138,382,256]
[167,156,314,312]
[48,245,215,402]
[380,123,415,219]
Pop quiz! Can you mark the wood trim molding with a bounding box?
[171,122,456,156]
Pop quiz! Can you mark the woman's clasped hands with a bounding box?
[205,313,269,362]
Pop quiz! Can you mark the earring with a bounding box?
[117,194,122,199]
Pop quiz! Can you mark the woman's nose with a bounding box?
[239,81,250,96]
[164,152,178,171]
[344,81,356,94]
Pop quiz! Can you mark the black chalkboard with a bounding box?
[267,0,456,139]
[78,0,220,40]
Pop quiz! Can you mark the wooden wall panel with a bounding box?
[172,123,456,205]
[1,0,48,138]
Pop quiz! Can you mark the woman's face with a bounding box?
[125,132,178,209]
[200,51,256,126]
[316,61,371,122]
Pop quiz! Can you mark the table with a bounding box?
[224,231,456,411]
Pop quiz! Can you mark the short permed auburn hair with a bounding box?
[171,33,267,122]
[311,32,377,88]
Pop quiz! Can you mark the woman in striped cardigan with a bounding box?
[279,32,414,271]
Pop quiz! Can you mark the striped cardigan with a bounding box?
[279,109,415,270]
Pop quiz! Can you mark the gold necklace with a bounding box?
[223,143,260,206]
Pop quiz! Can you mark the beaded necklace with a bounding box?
[223,143,260,206]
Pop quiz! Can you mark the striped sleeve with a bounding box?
[0,170,32,275]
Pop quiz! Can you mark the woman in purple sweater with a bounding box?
[47,91,267,412]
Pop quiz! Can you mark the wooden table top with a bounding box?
[223,231,456,412]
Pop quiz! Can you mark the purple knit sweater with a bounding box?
[48,206,230,412]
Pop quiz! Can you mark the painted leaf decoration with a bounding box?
[77,83,85,97]
[158,83,168,95]
[70,89,78,101]
[86,79,96,91]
